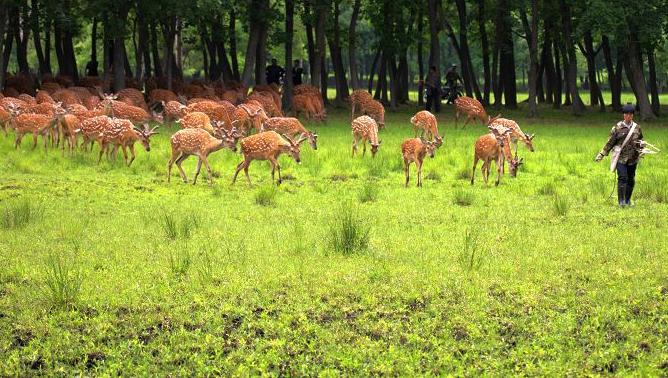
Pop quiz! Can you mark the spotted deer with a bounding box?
[185,101,234,129]
[80,116,114,152]
[359,98,385,129]
[108,100,160,125]
[117,88,149,111]
[410,110,443,147]
[178,111,214,134]
[349,90,373,120]
[351,115,382,157]
[471,126,523,186]
[162,101,187,126]
[9,106,66,152]
[168,127,241,185]
[58,114,81,156]
[292,94,324,124]
[148,89,181,109]
[402,138,437,187]
[232,131,307,186]
[488,117,535,156]
[261,117,317,150]
[454,96,499,130]
[238,102,269,133]
[98,121,159,166]
[0,106,11,135]
[248,92,282,117]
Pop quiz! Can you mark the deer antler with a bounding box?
[280,133,297,146]
[486,113,502,125]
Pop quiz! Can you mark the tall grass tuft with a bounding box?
[159,211,201,239]
[538,180,556,196]
[329,206,370,255]
[458,228,485,271]
[44,252,83,310]
[553,193,569,216]
[457,164,471,181]
[195,246,214,284]
[453,188,474,206]
[168,247,192,280]
[254,185,278,207]
[359,180,379,203]
[0,201,42,229]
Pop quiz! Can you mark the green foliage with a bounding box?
[329,205,370,255]
[453,187,475,206]
[358,180,379,203]
[43,252,83,310]
[158,211,201,240]
[553,193,570,216]
[0,200,42,229]
[254,185,278,207]
[458,227,485,271]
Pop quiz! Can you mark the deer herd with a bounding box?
[0,74,534,188]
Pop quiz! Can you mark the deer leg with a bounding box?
[167,152,180,183]
[471,156,479,185]
[176,154,190,183]
[201,156,213,185]
[243,158,252,186]
[351,104,355,121]
[232,159,245,184]
[495,157,502,186]
[32,132,39,150]
[413,125,418,138]
[481,160,489,184]
[362,138,367,156]
[97,143,106,165]
[15,133,24,149]
[351,138,358,157]
[193,157,203,185]
[461,115,473,130]
[417,160,422,187]
[127,144,136,167]
[404,159,410,187]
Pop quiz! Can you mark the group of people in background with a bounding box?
[265,59,303,86]
[422,64,461,114]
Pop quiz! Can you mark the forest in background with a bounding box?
[0,0,667,120]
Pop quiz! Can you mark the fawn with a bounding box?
[351,115,382,157]
[471,126,523,186]
[402,138,437,187]
[411,110,443,147]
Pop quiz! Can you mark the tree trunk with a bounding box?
[282,0,294,110]
[53,22,64,75]
[175,18,183,78]
[44,21,51,75]
[523,0,539,117]
[13,4,30,75]
[202,37,209,79]
[150,21,162,78]
[388,54,398,108]
[329,0,349,105]
[477,0,490,105]
[559,0,586,115]
[217,39,233,82]
[229,8,239,81]
[367,46,381,93]
[0,2,6,90]
[137,13,149,78]
[454,0,475,98]
[491,5,503,107]
[625,34,654,120]
[303,1,315,84]
[89,17,98,76]
[63,30,78,79]
[320,52,329,105]
[583,29,604,111]
[348,0,361,90]
[552,39,562,108]
[647,45,659,116]
[161,17,177,90]
[497,2,516,109]
[113,3,131,92]
[559,39,571,106]
[313,2,326,91]
[417,10,424,105]
[427,0,440,73]
[254,27,268,85]
[30,0,47,77]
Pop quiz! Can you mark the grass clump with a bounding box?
[44,252,84,310]
[329,206,370,255]
[359,180,379,203]
[0,201,42,229]
[168,245,192,280]
[453,188,474,206]
[538,180,556,196]
[458,227,485,271]
[553,193,569,216]
[159,211,201,239]
[254,185,278,207]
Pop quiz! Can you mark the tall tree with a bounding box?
[282,0,294,110]
[476,0,491,105]
[327,0,349,106]
[0,2,6,90]
[520,0,539,116]
[427,0,440,74]
[559,0,586,115]
[347,0,362,90]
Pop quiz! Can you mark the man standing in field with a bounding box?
[266,59,286,86]
[595,103,643,207]
[424,66,441,113]
[292,60,303,86]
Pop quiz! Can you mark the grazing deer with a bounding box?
[488,117,535,156]
[161,101,187,127]
[109,100,160,125]
[117,88,149,111]
[9,106,66,152]
[402,138,436,187]
[36,90,56,104]
[0,106,11,136]
[232,131,307,186]
[261,117,317,150]
[248,92,283,117]
[471,126,523,186]
[351,115,382,157]
[292,94,324,124]
[238,102,268,133]
[454,96,499,130]
[98,121,159,166]
[186,101,234,129]
[148,89,181,109]
[177,111,214,134]
[58,114,81,156]
[80,115,114,152]
[359,98,385,129]
[349,90,373,120]
[168,127,241,185]
[410,110,443,147]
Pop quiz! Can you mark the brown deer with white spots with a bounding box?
[292,94,324,124]
[471,126,523,186]
[351,115,382,157]
[248,92,283,117]
[232,131,307,186]
[148,89,181,109]
[97,121,158,166]
[108,100,161,125]
[9,106,66,152]
[261,117,317,150]
[488,117,535,156]
[349,90,373,120]
[238,102,269,133]
[168,127,241,185]
[35,90,56,104]
[161,101,187,126]
[401,138,437,187]
[454,96,500,130]
[0,106,11,135]
[80,116,114,151]
[410,110,443,147]
[185,101,234,129]
[359,97,385,129]
[58,114,81,156]
[178,111,214,134]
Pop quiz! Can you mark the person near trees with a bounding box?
[595,103,644,207]
[445,64,460,89]
[266,59,285,85]
[425,65,441,113]
[85,60,99,76]
[291,60,303,86]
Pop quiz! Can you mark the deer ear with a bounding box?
[378,139,383,144]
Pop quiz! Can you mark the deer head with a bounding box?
[370,139,382,157]
[281,133,308,164]
[522,133,535,152]
[488,125,511,147]
[420,138,436,158]
[434,133,444,148]
[133,124,159,152]
[302,130,318,150]
[508,155,524,178]
[213,125,238,153]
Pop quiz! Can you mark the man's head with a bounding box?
[293,60,300,66]
[450,64,457,70]
[429,65,437,73]
[622,102,635,123]
[271,59,277,65]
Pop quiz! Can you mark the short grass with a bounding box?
[1,101,668,376]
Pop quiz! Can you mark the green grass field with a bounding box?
[1,102,668,376]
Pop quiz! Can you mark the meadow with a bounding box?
[0,102,667,376]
